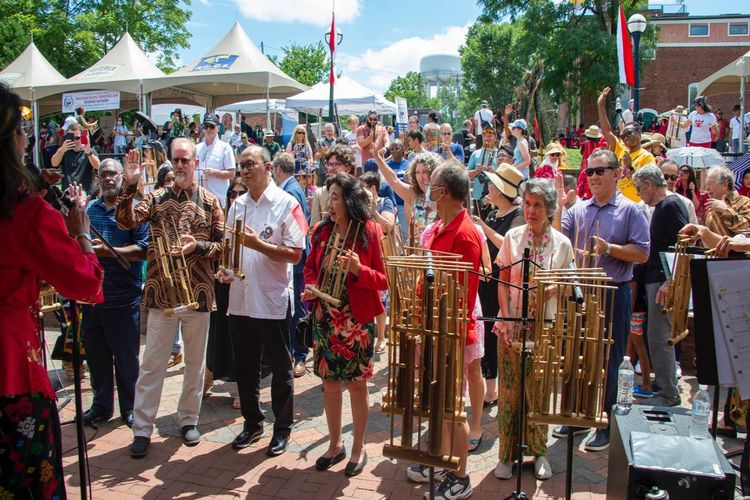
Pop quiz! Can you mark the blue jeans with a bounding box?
[603,283,632,426]
[81,302,141,415]
[289,261,308,363]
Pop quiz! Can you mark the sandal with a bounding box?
[375,341,386,354]
[483,399,498,408]
[167,352,183,368]
[468,433,483,453]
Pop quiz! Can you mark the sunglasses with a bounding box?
[664,174,678,182]
[679,168,690,174]
[296,131,305,135]
[204,123,216,129]
[585,166,615,177]
[549,153,562,157]
[622,130,638,138]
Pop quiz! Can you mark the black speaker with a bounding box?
[607,405,735,500]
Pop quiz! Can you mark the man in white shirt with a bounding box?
[196,115,236,208]
[730,105,744,153]
[474,100,494,135]
[219,145,306,456]
[620,99,635,132]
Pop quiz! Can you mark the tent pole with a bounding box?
[266,77,271,131]
[32,92,41,169]
[741,57,746,154]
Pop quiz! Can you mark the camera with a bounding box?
[64,132,75,142]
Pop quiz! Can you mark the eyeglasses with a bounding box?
[585,166,615,177]
[428,184,445,191]
[173,157,193,164]
[664,174,678,182]
[239,160,261,170]
[204,124,216,129]
[72,136,82,141]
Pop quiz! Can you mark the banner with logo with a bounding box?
[395,97,409,136]
[62,90,121,113]
[192,55,239,71]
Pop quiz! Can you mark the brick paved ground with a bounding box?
[51,330,745,499]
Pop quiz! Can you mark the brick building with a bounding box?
[580,7,750,128]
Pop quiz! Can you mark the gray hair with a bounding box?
[272,152,295,175]
[632,164,666,188]
[433,160,470,201]
[659,159,679,171]
[246,144,271,163]
[519,178,558,222]
[324,123,334,131]
[98,158,123,174]
[707,165,735,191]
[171,137,197,159]
[587,149,619,169]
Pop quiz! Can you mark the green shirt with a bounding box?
[264,141,281,160]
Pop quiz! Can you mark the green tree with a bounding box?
[384,71,438,110]
[269,42,330,87]
[473,0,657,111]
[0,0,192,76]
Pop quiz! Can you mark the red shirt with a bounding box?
[0,196,103,398]
[425,209,482,345]
[304,219,387,324]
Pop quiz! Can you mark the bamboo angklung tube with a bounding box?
[662,237,692,345]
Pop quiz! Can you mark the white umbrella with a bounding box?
[666,146,725,169]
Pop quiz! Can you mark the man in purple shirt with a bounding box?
[555,149,650,452]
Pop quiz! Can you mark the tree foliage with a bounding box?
[384,71,436,109]
[269,42,330,87]
[0,0,192,76]
[469,0,657,114]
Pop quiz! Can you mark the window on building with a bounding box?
[689,24,709,37]
[729,23,749,36]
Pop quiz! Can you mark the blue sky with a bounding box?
[176,0,749,95]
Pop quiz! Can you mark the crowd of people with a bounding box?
[5,77,750,500]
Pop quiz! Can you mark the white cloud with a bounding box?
[336,24,469,96]
[198,0,211,5]
[234,0,360,26]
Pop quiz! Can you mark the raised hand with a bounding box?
[504,103,513,116]
[123,149,143,185]
[597,87,610,107]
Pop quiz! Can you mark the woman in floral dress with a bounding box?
[493,178,574,481]
[302,173,387,477]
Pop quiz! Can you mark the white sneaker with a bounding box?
[635,361,642,375]
[534,456,552,480]
[494,461,513,479]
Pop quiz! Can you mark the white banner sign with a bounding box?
[395,97,409,125]
[62,90,121,113]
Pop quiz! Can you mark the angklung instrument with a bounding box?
[39,282,63,315]
[149,215,199,316]
[219,202,248,280]
[661,235,692,346]
[306,221,361,307]
[527,267,615,429]
[381,248,472,470]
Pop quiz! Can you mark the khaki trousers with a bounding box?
[132,309,210,438]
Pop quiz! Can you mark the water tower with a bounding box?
[419,55,462,122]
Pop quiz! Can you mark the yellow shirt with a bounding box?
[614,139,655,202]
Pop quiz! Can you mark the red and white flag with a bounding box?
[617,4,635,86]
[328,11,336,84]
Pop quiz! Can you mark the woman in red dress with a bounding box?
[0,85,103,499]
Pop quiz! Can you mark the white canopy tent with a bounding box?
[160,22,308,126]
[218,98,288,115]
[35,32,169,114]
[0,41,67,164]
[696,50,750,153]
[285,76,396,117]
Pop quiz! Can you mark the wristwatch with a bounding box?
[603,242,611,256]
[85,151,93,157]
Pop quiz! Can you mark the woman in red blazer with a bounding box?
[302,172,387,477]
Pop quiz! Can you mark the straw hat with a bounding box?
[543,142,564,156]
[671,105,687,116]
[643,133,666,151]
[584,125,602,140]
[485,163,524,199]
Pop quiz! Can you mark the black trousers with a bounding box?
[229,307,293,436]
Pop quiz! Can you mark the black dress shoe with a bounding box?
[266,434,289,456]
[82,408,113,427]
[121,411,134,428]
[344,450,367,477]
[130,436,150,458]
[232,428,264,450]
[315,445,346,471]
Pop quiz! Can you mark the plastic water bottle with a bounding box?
[690,385,711,439]
[616,356,635,414]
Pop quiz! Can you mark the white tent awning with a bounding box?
[160,22,307,108]
[697,50,750,97]
[285,76,396,116]
[0,42,66,100]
